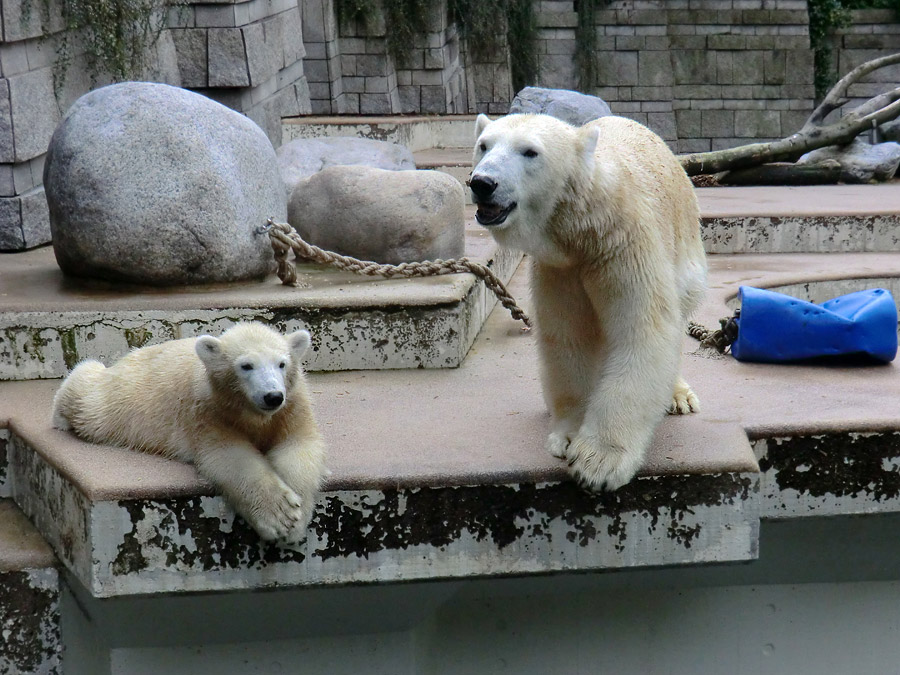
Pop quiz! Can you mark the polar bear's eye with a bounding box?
[241,363,253,371]
[523,148,539,158]
[479,142,487,152]
[279,361,286,369]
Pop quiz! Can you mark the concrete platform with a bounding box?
[4,183,900,600]
[5,246,900,597]
[0,499,60,673]
[0,218,522,379]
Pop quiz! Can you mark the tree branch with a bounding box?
[802,52,900,131]
[678,53,900,176]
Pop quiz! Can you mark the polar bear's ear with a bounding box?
[195,335,222,365]
[287,330,311,358]
[579,125,600,175]
[475,113,492,138]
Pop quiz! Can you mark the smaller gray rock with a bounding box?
[798,138,900,183]
[277,137,415,198]
[288,166,464,265]
[509,87,612,126]
[878,119,900,144]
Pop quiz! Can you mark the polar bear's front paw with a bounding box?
[566,435,644,492]
[669,378,700,415]
[546,431,572,459]
[248,483,307,544]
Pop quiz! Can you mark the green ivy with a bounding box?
[335,0,539,90]
[808,0,900,98]
[450,0,539,90]
[26,0,184,91]
[383,0,430,67]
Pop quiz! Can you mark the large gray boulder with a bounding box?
[277,137,415,198]
[798,138,900,184]
[288,166,464,265]
[509,87,612,126]
[44,81,283,285]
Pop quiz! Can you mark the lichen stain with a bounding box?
[0,571,60,673]
[313,473,753,561]
[760,432,900,501]
[112,497,307,575]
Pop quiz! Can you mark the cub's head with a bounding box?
[195,323,312,415]
[470,113,599,255]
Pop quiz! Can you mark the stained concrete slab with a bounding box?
[0,217,523,378]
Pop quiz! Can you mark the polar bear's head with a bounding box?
[470,113,599,257]
[195,323,312,415]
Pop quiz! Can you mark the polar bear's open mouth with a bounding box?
[475,201,517,227]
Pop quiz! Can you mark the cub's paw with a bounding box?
[546,431,572,459]
[566,435,643,492]
[51,410,72,431]
[669,378,700,415]
[247,482,307,544]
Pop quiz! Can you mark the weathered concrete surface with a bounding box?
[0,218,521,379]
[0,499,60,674]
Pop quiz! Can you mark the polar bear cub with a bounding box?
[470,113,707,491]
[52,322,326,543]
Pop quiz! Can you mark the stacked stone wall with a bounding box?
[532,0,816,152]
[834,8,900,120]
[169,0,311,144]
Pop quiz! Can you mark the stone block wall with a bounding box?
[532,0,815,152]
[306,0,469,115]
[169,0,312,144]
[834,9,900,120]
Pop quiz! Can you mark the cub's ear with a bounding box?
[475,113,492,139]
[287,330,311,359]
[579,125,600,175]
[195,336,222,365]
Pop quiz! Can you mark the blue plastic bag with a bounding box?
[730,286,898,364]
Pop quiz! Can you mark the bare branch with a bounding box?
[802,52,900,131]
[678,54,900,176]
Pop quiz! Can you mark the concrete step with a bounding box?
[0,215,522,380]
[0,499,60,674]
[7,250,900,599]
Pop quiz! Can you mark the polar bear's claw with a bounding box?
[566,436,643,492]
[546,431,572,459]
[669,379,700,415]
[250,484,307,544]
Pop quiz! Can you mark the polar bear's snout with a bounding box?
[468,175,497,201]
[262,391,284,410]
[469,172,518,227]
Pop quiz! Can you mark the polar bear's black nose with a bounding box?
[469,175,498,201]
[263,392,284,408]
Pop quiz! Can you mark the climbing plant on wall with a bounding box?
[808,0,900,98]
[336,0,539,90]
[574,0,611,93]
[450,0,538,90]
[27,0,183,90]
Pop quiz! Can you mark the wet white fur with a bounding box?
[52,323,327,543]
[472,113,707,491]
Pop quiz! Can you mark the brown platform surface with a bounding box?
[5,248,900,502]
[0,500,56,572]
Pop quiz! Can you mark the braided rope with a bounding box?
[263,218,532,328]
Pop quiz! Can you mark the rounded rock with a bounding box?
[288,166,464,265]
[276,136,415,198]
[44,82,283,285]
[509,86,612,126]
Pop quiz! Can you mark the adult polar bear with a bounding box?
[470,113,707,491]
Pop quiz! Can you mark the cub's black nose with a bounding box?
[469,175,498,201]
[264,392,284,408]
